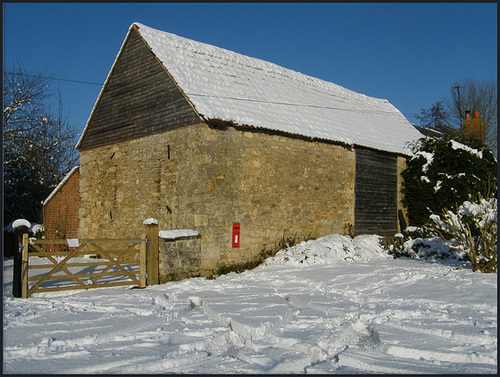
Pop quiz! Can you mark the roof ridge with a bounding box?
[133,23,390,108]
[79,22,422,155]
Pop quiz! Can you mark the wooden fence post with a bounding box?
[12,226,29,298]
[139,233,147,288]
[145,224,159,285]
[21,233,29,298]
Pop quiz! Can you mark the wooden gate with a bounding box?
[19,234,147,298]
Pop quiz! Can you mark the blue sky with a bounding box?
[3,3,497,136]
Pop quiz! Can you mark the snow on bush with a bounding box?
[29,223,45,239]
[30,223,44,234]
[403,236,465,261]
[430,197,497,273]
[401,136,497,227]
[383,227,467,262]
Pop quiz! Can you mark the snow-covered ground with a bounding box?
[3,234,497,374]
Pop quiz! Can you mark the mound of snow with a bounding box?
[265,234,390,266]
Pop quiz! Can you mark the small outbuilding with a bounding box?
[76,23,424,278]
[42,166,80,239]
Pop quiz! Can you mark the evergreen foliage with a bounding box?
[401,136,497,227]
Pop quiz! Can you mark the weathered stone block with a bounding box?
[159,236,201,282]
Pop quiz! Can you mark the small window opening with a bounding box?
[167,145,171,160]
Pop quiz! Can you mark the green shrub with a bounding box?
[401,136,497,227]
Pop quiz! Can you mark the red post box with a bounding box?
[232,223,240,248]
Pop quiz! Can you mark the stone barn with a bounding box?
[76,23,423,278]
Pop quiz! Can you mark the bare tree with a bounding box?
[416,101,456,135]
[3,60,79,224]
[3,60,53,135]
[447,79,497,151]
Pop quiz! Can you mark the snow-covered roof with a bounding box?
[42,166,79,206]
[79,23,424,155]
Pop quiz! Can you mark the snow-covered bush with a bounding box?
[430,197,497,273]
[406,237,465,260]
[382,227,467,261]
[30,223,45,239]
[401,136,497,227]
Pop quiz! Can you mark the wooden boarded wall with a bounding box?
[78,27,201,151]
[354,148,398,236]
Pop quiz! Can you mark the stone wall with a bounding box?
[197,125,356,273]
[79,122,356,278]
[159,236,201,283]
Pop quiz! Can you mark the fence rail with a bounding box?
[20,235,147,298]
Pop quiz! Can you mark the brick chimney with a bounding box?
[462,110,484,142]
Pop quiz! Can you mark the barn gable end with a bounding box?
[77,26,201,151]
